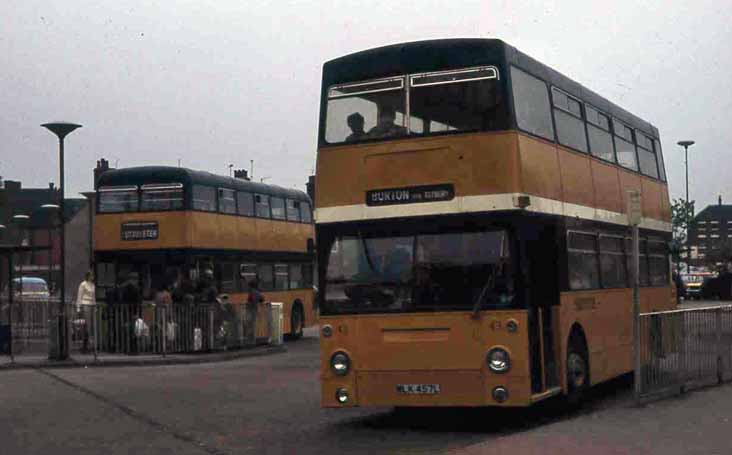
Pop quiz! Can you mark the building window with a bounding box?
[511,66,555,141]
[568,232,600,290]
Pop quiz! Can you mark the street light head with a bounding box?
[677,140,695,148]
[41,122,82,139]
[12,214,30,221]
[0,224,6,229]
[41,204,60,210]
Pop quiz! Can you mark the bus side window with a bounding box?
[239,263,257,291]
[192,185,216,212]
[237,192,254,217]
[302,263,314,288]
[300,202,313,223]
[289,264,303,289]
[255,194,271,218]
[257,264,274,291]
[567,232,600,290]
[274,264,289,290]
[271,197,286,220]
[286,199,301,222]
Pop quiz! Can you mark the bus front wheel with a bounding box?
[566,337,589,406]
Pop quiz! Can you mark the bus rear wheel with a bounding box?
[566,340,589,406]
[288,303,304,340]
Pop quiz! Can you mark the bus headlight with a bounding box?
[335,387,350,404]
[486,347,511,373]
[330,351,350,376]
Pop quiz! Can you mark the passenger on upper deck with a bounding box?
[345,112,366,142]
[367,106,407,139]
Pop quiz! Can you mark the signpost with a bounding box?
[627,190,642,403]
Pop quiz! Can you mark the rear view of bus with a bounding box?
[316,39,673,408]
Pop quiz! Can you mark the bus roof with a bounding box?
[97,166,310,202]
[321,38,658,139]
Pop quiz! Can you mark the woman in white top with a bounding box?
[76,271,96,307]
[75,271,95,352]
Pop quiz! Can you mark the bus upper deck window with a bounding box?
[271,197,286,220]
[98,186,139,213]
[218,188,236,214]
[300,202,312,223]
[192,185,216,212]
[141,183,183,211]
[255,194,270,218]
[409,66,504,134]
[286,199,301,222]
[325,77,406,144]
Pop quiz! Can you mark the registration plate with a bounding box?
[396,384,441,395]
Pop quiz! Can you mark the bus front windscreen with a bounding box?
[323,230,515,314]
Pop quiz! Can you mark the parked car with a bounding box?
[680,273,714,300]
[1,277,50,303]
[701,272,732,300]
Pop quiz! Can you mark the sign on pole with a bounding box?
[627,190,642,403]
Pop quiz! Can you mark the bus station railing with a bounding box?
[638,305,732,401]
[1,299,281,362]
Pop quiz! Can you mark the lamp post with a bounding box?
[42,122,81,361]
[41,204,59,294]
[678,140,695,273]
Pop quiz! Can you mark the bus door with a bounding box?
[524,223,560,393]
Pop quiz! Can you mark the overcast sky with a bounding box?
[2,0,730,207]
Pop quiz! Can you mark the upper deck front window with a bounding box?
[324,66,503,145]
[140,183,184,211]
[326,77,407,143]
[98,186,139,213]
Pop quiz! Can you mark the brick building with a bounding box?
[0,179,91,298]
[687,196,732,267]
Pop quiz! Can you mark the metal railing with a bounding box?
[638,305,732,400]
[2,299,281,362]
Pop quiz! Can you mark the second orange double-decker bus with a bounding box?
[94,166,316,339]
[316,39,674,407]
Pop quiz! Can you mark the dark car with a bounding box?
[701,272,732,300]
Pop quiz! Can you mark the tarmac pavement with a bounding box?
[4,325,732,454]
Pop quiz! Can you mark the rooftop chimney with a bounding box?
[94,158,112,189]
[233,169,250,181]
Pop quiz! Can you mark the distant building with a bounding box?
[687,196,732,266]
[0,180,91,298]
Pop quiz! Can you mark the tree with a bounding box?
[670,198,695,271]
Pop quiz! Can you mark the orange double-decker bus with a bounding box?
[94,166,316,338]
[316,39,674,407]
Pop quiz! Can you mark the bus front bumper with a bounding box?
[322,370,533,408]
